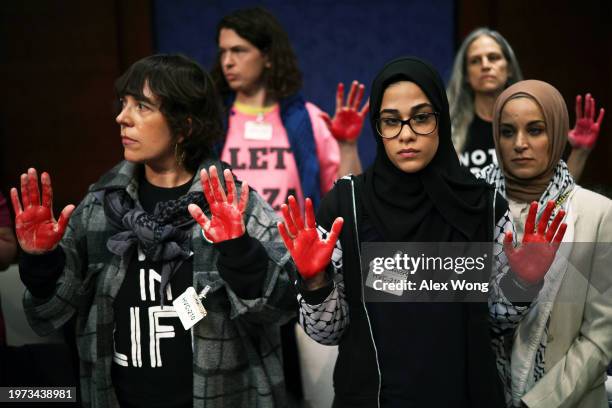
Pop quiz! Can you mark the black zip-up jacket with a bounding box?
[297,175,507,408]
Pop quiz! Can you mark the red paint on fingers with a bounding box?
[12,169,73,254]
[503,202,567,284]
[327,81,369,142]
[194,168,246,243]
[277,195,343,281]
[569,93,605,150]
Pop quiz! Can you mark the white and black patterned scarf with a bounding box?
[481,160,575,406]
[480,160,575,228]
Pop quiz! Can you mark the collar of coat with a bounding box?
[88,158,224,196]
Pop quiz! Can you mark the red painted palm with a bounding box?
[568,93,605,150]
[11,168,75,254]
[504,200,567,285]
[278,196,343,280]
[189,166,248,243]
[321,81,370,142]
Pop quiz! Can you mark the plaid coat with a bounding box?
[23,160,296,407]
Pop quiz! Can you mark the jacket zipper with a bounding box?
[350,177,381,408]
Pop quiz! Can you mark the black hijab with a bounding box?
[363,57,490,242]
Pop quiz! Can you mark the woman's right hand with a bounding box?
[10,168,75,255]
[278,196,343,286]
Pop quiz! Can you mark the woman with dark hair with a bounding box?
[211,7,369,213]
[482,80,612,408]
[275,56,559,407]
[12,54,294,408]
[115,54,224,173]
[447,27,604,180]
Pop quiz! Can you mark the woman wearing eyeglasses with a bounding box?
[275,56,545,407]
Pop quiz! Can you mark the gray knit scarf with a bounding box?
[104,188,206,306]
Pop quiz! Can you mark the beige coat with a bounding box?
[514,187,612,408]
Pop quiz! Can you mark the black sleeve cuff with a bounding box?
[298,279,334,305]
[296,263,334,305]
[214,233,267,300]
[19,247,65,299]
[499,272,544,307]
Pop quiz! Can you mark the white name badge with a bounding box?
[364,253,409,297]
[244,120,273,140]
[173,286,210,330]
[365,267,408,296]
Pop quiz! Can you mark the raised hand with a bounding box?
[504,201,567,285]
[278,195,343,281]
[188,166,248,243]
[10,168,75,254]
[321,80,370,143]
[568,93,605,150]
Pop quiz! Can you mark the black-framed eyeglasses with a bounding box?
[375,112,439,139]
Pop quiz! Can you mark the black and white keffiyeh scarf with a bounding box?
[480,160,575,407]
[480,160,575,223]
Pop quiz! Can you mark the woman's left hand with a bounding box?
[504,201,567,285]
[188,166,248,243]
[321,80,370,143]
[568,93,605,150]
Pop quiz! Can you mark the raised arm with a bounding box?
[567,93,605,181]
[278,194,349,345]
[321,81,370,176]
[189,165,295,322]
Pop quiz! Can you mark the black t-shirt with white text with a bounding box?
[458,115,498,177]
[111,175,194,408]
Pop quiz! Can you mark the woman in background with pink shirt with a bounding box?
[211,7,368,213]
[210,7,370,405]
